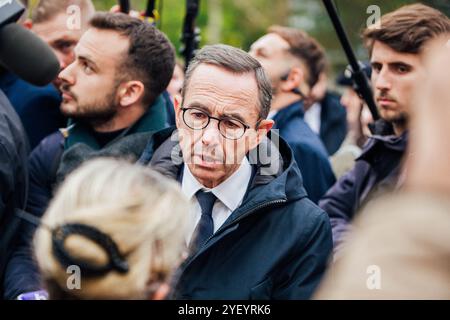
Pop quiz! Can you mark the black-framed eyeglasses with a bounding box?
[181,107,251,140]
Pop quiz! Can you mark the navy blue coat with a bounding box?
[0,90,29,298]
[0,71,66,149]
[319,132,408,250]
[318,92,347,156]
[272,101,336,204]
[139,127,333,299]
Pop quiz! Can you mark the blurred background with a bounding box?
[30,0,450,84]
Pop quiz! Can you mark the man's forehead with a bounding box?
[185,64,260,116]
[188,64,258,94]
[75,28,129,64]
[371,41,421,64]
[251,33,290,53]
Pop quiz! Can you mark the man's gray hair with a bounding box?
[182,44,272,120]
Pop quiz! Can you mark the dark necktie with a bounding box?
[189,190,217,254]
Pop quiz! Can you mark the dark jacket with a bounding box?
[319,92,347,156]
[272,101,336,204]
[0,90,29,298]
[0,71,66,149]
[319,132,408,250]
[3,96,168,299]
[139,127,333,299]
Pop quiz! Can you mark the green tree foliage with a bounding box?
[91,0,448,76]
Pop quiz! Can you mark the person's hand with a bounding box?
[405,36,450,194]
[16,290,49,300]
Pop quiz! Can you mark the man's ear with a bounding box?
[22,19,33,30]
[118,81,145,107]
[173,94,183,127]
[280,66,305,93]
[255,119,274,144]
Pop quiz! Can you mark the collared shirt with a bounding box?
[304,102,322,135]
[268,110,279,120]
[181,157,253,244]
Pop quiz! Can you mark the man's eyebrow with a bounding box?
[389,61,413,68]
[78,54,98,68]
[186,102,247,123]
[186,102,210,112]
[222,112,246,124]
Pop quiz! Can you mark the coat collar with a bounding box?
[63,95,168,150]
[357,130,409,162]
[139,127,308,210]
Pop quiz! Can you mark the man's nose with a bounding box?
[201,121,222,145]
[374,68,392,91]
[58,61,76,86]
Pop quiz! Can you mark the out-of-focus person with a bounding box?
[330,64,373,178]
[304,71,347,156]
[250,26,336,204]
[33,158,189,299]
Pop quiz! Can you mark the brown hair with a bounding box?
[90,12,176,107]
[32,0,95,24]
[362,4,450,55]
[267,25,327,88]
[183,44,272,119]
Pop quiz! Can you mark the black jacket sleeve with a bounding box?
[3,132,63,299]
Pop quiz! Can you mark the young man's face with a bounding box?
[370,41,426,124]
[58,28,129,124]
[32,12,86,89]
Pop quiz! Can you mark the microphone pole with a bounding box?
[322,0,380,121]
[145,0,156,18]
[119,0,130,14]
[180,0,201,71]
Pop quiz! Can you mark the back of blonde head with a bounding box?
[34,158,189,299]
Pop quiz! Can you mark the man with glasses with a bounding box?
[139,44,332,299]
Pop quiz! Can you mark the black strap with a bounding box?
[52,223,129,277]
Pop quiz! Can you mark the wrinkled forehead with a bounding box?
[184,64,260,119]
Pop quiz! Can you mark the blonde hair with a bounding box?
[34,158,189,299]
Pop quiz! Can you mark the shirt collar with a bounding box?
[181,157,253,211]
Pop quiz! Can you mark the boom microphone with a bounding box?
[0,0,60,86]
[0,23,60,86]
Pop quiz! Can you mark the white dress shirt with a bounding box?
[304,102,322,135]
[181,157,253,244]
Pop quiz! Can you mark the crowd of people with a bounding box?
[0,0,449,300]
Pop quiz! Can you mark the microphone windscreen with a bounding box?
[0,23,60,86]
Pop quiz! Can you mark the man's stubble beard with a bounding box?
[62,80,121,128]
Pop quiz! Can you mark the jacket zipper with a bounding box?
[182,198,288,269]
